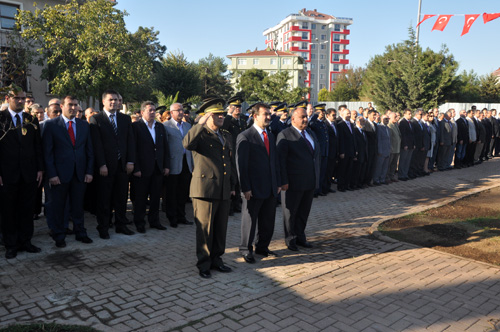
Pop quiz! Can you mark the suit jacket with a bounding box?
[308,114,329,157]
[277,126,320,191]
[438,119,452,146]
[491,117,500,137]
[325,119,338,159]
[132,120,170,177]
[422,122,431,151]
[456,117,469,143]
[0,110,43,184]
[411,118,424,149]
[388,122,401,154]
[482,118,493,140]
[89,111,136,174]
[336,118,357,158]
[42,116,94,183]
[450,119,458,144]
[399,118,415,149]
[354,127,368,163]
[164,118,193,175]
[363,120,378,155]
[183,124,236,200]
[236,126,280,199]
[376,124,391,157]
[476,119,486,142]
[270,116,288,137]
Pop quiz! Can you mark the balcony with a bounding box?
[290,25,301,31]
[332,49,349,55]
[332,39,350,45]
[332,59,349,65]
[289,36,304,42]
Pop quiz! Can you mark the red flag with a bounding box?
[417,14,436,27]
[461,14,480,36]
[432,15,453,31]
[483,12,500,23]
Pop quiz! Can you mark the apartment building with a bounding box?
[263,8,353,102]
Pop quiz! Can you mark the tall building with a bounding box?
[227,49,307,92]
[263,8,353,102]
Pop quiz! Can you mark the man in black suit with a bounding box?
[42,96,94,248]
[270,103,289,137]
[0,87,44,259]
[237,103,280,263]
[455,109,469,168]
[324,108,338,194]
[353,117,368,189]
[131,101,170,233]
[409,109,425,177]
[277,107,320,251]
[363,110,378,185]
[336,106,357,191]
[398,109,415,180]
[89,89,136,239]
[309,104,329,197]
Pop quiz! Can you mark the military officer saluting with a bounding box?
[183,97,237,279]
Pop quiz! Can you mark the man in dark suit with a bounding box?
[324,108,338,194]
[487,109,498,158]
[131,101,170,233]
[309,104,329,197]
[277,107,320,251]
[353,117,368,189]
[269,103,289,138]
[237,103,280,263]
[398,109,415,180]
[336,106,357,191]
[482,109,493,160]
[42,96,94,248]
[363,109,378,185]
[409,109,425,177]
[437,112,453,171]
[89,89,136,239]
[183,97,237,279]
[455,109,469,168]
[0,87,44,259]
[163,103,194,227]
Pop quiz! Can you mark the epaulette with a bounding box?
[220,128,230,134]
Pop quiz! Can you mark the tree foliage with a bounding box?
[15,0,164,104]
[362,29,458,111]
[197,53,232,99]
[479,73,500,103]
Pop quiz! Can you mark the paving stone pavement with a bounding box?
[1,159,500,331]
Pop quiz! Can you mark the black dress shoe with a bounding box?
[211,264,232,273]
[136,226,146,233]
[318,192,327,196]
[150,223,166,230]
[243,253,256,264]
[170,223,178,228]
[21,244,42,253]
[178,219,194,225]
[328,189,336,193]
[76,236,93,244]
[199,270,211,279]
[287,244,299,251]
[255,249,279,257]
[116,226,135,235]
[65,228,74,235]
[297,241,313,248]
[313,193,319,198]
[99,231,110,240]
[55,240,66,248]
[5,249,17,259]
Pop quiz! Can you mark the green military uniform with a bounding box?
[183,98,237,274]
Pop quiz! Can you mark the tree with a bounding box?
[0,31,32,92]
[362,28,458,111]
[234,68,267,101]
[448,70,481,102]
[15,0,165,105]
[154,52,201,102]
[479,74,500,103]
[317,88,330,102]
[196,53,232,99]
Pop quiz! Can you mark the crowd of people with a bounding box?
[0,86,497,279]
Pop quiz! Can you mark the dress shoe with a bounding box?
[5,249,17,259]
[243,253,256,264]
[287,244,299,251]
[178,219,194,225]
[21,244,42,253]
[55,240,66,248]
[115,226,135,235]
[99,231,110,239]
[234,207,242,213]
[297,241,313,248]
[338,188,346,192]
[313,193,319,198]
[33,214,39,220]
[318,192,327,196]
[199,270,211,279]
[150,223,166,230]
[328,189,336,193]
[255,249,279,257]
[170,223,178,228]
[136,226,146,233]
[65,228,74,235]
[76,236,93,244]
[211,264,232,273]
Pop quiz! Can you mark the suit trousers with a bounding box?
[373,154,390,183]
[386,153,399,181]
[455,142,467,162]
[323,157,337,193]
[337,156,354,190]
[48,174,87,241]
[239,194,276,254]
[446,143,456,167]
[132,168,163,228]
[165,155,192,225]
[364,152,377,185]
[95,167,130,232]
[281,188,314,246]
[398,148,413,179]
[437,144,451,170]
[474,142,484,161]
[316,156,328,194]
[465,142,476,165]
[0,180,37,250]
[410,148,426,176]
[351,159,366,188]
[193,198,230,271]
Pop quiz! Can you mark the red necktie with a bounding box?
[263,130,270,155]
[68,120,75,146]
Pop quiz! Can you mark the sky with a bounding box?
[115,0,500,76]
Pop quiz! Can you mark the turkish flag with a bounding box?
[461,14,480,36]
[483,13,500,23]
[432,15,453,31]
[417,14,436,27]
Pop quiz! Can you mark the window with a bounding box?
[321,34,326,40]
[333,44,340,52]
[320,74,324,79]
[333,64,339,71]
[333,54,340,61]
[301,42,308,49]
[238,59,247,65]
[322,25,326,30]
[301,32,308,39]
[334,24,341,32]
[311,44,316,50]
[321,44,326,50]
[0,3,19,30]
[333,34,340,42]
[311,74,315,80]
[253,59,259,65]
[320,84,325,89]
[302,22,308,29]
[311,33,316,40]
[283,58,291,65]
[311,23,316,29]
[311,53,316,59]
[311,64,316,69]
[301,52,308,60]
[320,54,324,59]
[270,59,277,65]
[320,64,325,69]
[332,73,338,81]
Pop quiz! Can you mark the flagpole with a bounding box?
[415,0,422,47]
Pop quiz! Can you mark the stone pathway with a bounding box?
[1,159,500,331]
